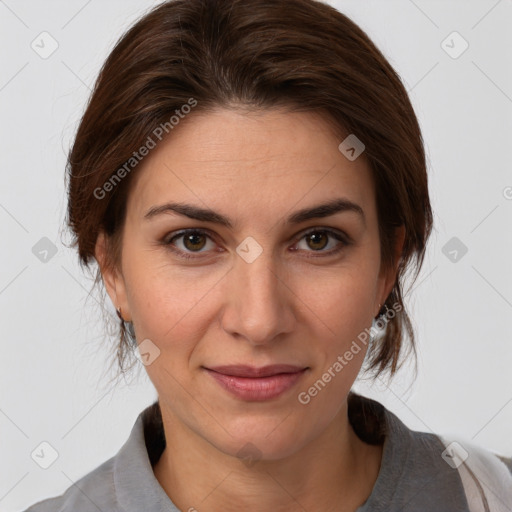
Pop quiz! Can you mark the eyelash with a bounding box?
[162,228,351,260]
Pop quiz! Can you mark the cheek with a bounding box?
[122,247,190,333]
[123,230,379,356]
[299,262,378,338]
[127,275,213,342]
[121,246,233,371]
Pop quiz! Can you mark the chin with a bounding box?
[204,415,312,464]
[219,435,304,464]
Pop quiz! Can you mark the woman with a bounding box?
[23,0,512,511]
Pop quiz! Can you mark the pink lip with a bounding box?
[204,365,308,401]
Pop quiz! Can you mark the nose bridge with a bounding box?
[224,242,291,344]
[239,251,279,300]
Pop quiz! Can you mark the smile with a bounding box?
[203,365,309,401]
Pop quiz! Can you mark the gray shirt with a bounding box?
[22,392,512,511]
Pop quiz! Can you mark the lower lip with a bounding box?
[204,368,307,401]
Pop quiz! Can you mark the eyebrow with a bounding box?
[143,197,365,228]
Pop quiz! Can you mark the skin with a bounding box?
[95,108,405,512]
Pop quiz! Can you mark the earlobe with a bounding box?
[94,231,131,321]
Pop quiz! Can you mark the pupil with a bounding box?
[185,233,205,251]
[309,232,327,250]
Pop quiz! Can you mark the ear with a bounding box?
[94,231,131,322]
[375,225,406,316]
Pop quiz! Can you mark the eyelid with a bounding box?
[299,226,352,244]
[162,226,351,259]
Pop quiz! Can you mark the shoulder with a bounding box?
[350,393,470,509]
[497,453,512,473]
[21,456,121,512]
[350,392,512,511]
[436,433,512,511]
[20,402,166,512]
[390,414,512,510]
[408,430,512,511]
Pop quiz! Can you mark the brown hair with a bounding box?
[64,0,433,384]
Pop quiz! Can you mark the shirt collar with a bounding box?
[114,401,178,512]
[112,392,399,511]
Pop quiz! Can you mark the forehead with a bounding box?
[126,109,375,226]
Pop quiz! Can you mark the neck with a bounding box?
[153,400,382,512]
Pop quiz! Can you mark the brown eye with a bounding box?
[182,232,207,251]
[295,228,350,257]
[305,231,329,251]
[164,229,216,259]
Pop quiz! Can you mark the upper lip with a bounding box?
[205,364,307,378]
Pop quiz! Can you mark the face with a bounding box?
[96,108,402,461]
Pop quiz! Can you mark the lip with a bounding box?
[203,365,308,401]
[207,364,306,378]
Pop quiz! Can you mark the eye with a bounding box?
[293,228,350,257]
[162,227,351,260]
[163,229,216,259]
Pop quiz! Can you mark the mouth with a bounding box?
[206,364,307,378]
[202,364,309,401]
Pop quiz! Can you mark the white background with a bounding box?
[1,0,511,510]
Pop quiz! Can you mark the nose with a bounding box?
[220,248,295,346]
